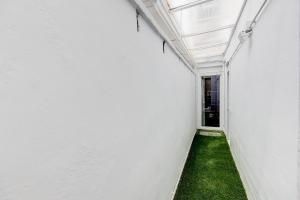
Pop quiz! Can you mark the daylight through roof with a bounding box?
[166,0,245,64]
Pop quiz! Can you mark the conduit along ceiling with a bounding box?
[142,0,246,67]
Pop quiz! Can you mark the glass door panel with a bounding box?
[202,75,220,127]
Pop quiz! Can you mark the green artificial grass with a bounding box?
[174,134,247,200]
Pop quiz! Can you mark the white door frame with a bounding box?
[197,66,225,131]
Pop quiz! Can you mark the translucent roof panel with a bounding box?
[166,0,245,64]
[192,46,227,63]
[167,0,200,8]
[183,28,233,49]
[190,44,227,58]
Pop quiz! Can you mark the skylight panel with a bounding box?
[166,0,245,64]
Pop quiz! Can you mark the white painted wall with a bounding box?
[0,1,196,199]
[225,0,300,199]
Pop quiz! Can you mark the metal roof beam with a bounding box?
[169,0,215,13]
[197,60,224,66]
[189,42,228,51]
[182,24,234,38]
[194,54,223,60]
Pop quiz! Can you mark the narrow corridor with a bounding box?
[0,1,298,199]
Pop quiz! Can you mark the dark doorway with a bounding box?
[202,75,220,127]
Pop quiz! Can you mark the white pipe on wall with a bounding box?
[226,0,270,66]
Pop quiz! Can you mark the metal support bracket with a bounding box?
[136,9,140,32]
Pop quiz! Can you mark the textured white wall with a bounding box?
[225,0,299,199]
[0,1,196,199]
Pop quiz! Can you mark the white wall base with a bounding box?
[229,138,262,200]
[170,132,196,200]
